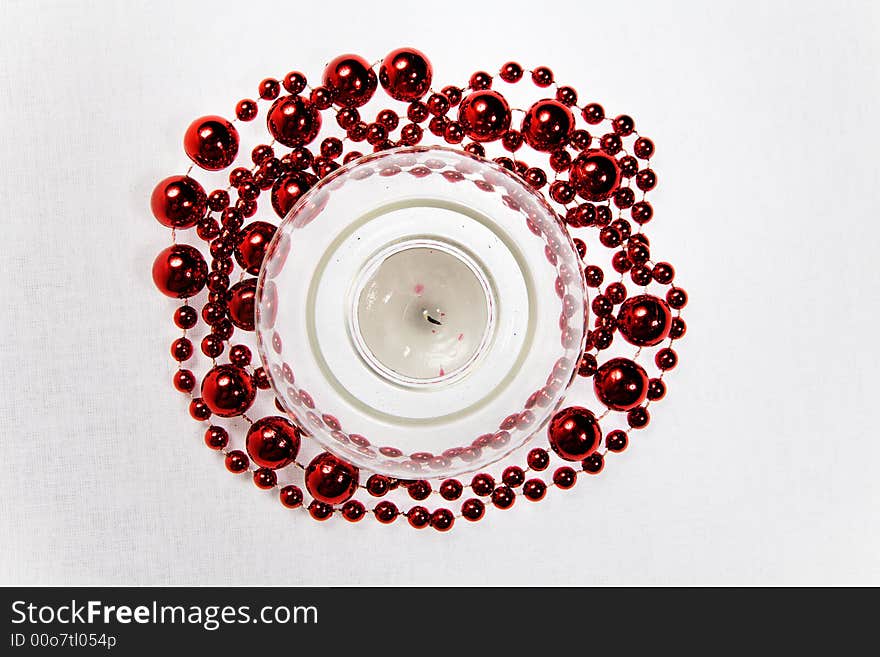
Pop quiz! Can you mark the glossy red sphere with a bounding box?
[152,244,208,298]
[457,90,511,142]
[245,416,301,469]
[593,358,649,411]
[234,221,276,275]
[322,54,377,108]
[569,149,621,201]
[227,278,257,331]
[271,171,315,218]
[305,452,360,505]
[521,99,574,152]
[266,95,321,148]
[183,116,239,171]
[548,406,602,461]
[151,176,206,229]
[617,294,673,346]
[201,364,256,418]
[379,47,433,101]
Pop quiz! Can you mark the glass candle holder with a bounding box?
[256,146,587,479]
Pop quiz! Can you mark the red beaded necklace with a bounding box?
[151,48,688,531]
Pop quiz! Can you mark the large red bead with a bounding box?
[457,90,511,142]
[227,278,257,331]
[379,47,433,101]
[266,95,321,148]
[548,406,602,461]
[235,221,276,275]
[521,99,574,152]
[183,116,239,171]
[245,416,301,469]
[570,149,621,201]
[151,176,206,228]
[593,358,648,411]
[201,364,256,417]
[271,171,315,218]
[322,54,377,108]
[305,452,359,505]
[617,294,672,346]
[152,244,208,298]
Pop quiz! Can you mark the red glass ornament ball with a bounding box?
[227,278,257,331]
[322,54,377,108]
[152,244,208,299]
[266,95,322,148]
[200,364,256,418]
[457,90,511,142]
[245,416,301,470]
[569,149,621,202]
[617,294,673,347]
[379,47,433,101]
[547,406,602,461]
[184,116,239,171]
[234,221,276,275]
[304,452,360,505]
[271,171,315,218]
[521,99,574,152]
[593,358,649,411]
[151,176,206,229]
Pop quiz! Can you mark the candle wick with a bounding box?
[423,309,443,326]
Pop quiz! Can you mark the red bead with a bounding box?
[570,149,621,201]
[308,501,333,521]
[323,54,377,108]
[594,358,649,411]
[234,221,276,275]
[189,397,211,421]
[258,78,280,101]
[502,130,523,152]
[170,337,193,362]
[655,348,678,370]
[271,171,314,218]
[491,486,515,509]
[173,305,198,330]
[374,501,398,524]
[634,137,655,159]
[430,508,454,531]
[457,90,511,142]
[652,262,675,285]
[184,116,239,171]
[524,167,547,189]
[304,452,359,505]
[379,47,433,101]
[439,479,463,500]
[570,130,592,150]
[224,450,249,473]
[266,95,321,147]
[499,61,523,83]
[647,378,666,401]
[200,334,223,359]
[527,447,550,471]
[471,473,495,496]
[204,425,228,450]
[151,176,206,229]
[523,479,547,501]
[254,366,270,389]
[227,278,257,331]
[553,466,577,489]
[667,287,688,309]
[549,180,575,204]
[366,474,391,497]
[522,100,574,152]
[152,245,208,299]
[253,467,277,489]
[627,407,650,429]
[556,85,578,106]
[605,429,628,452]
[245,416,300,469]
[469,70,492,89]
[407,505,431,528]
[618,294,673,346]
[173,369,195,392]
[584,265,604,288]
[461,498,485,521]
[600,133,623,155]
[531,66,554,87]
[407,480,432,501]
[309,86,334,110]
[582,453,605,474]
[400,123,423,145]
[548,407,602,461]
[549,149,572,172]
[283,71,307,95]
[280,485,303,508]
[342,500,366,522]
[631,201,653,225]
[502,466,525,487]
[581,103,605,125]
[612,114,635,136]
[669,317,687,340]
[201,364,255,418]
[578,353,598,377]
[236,99,258,122]
[573,238,587,259]
[636,169,657,191]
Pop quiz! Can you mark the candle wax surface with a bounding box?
[355,245,491,383]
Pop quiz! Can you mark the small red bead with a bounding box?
[407,480,432,501]
[439,479,463,501]
[667,287,688,309]
[430,508,455,531]
[235,99,258,122]
[582,452,605,474]
[189,397,211,421]
[531,66,554,87]
[578,353,598,377]
[310,86,334,110]
[380,47,433,101]
[173,305,198,330]
[471,473,495,496]
[305,452,359,504]
[523,479,547,501]
[204,425,228,450]
[548,407,602,461]
[374,501,398,524]
[549,180,575,204]
[669,317,687,340]
[184,116,239,171]
[527,448,550,471]
[553,466,577,489]
[258,78,280,101]
[406,506,430,528]
[634,137,655,159]
[224,450,249,473]
[581,103,605,125]
[253,467,277,489]
[627,407,650,429]
[153,245,208,299]
[200,334,223,359]
[612,114,635,136]
[647,378,667,401]
[170,337,193,362]
[366,474,391,497]
[283,72,307,95]
[502,466,525,488]
[555,85,578,106]
[173,369,195,392]
[469,70,492,90]
[308,500,333,521]
[605,429,628,452]
[502,130,524,152]
[461,498,485,521]
[499,62,523,83]
[342,500,366,522]
[280,485,303,508]
[655,348,678,370]
[491,486,515,509]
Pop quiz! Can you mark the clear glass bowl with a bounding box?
[256,146,587,479]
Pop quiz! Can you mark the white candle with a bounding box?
[354,241,491,384]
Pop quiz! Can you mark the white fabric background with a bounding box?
[1,0,878,585]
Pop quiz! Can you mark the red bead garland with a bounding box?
[152,48,687,530]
